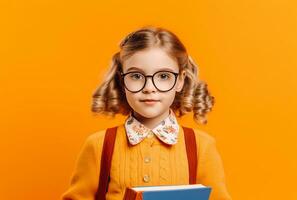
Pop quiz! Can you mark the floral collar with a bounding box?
[124,109,179,145]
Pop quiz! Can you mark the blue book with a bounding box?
[123,184,212,200]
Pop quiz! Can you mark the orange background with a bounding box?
[0,0,296,199]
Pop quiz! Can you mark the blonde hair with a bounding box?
[91,26,215,124]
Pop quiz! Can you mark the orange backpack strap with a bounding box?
[95,126,118,200]
[182,126,198,184]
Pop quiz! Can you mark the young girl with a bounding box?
[61,26,232,200]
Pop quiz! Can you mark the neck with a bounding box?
[132,109,170,130]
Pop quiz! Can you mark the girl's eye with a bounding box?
[158,73,170,80]
[130,73,143,80]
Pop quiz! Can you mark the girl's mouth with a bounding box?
[139,99,160,105]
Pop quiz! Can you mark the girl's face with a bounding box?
[122,47,186,120]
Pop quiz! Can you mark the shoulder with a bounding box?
[181,126,217,153]
[86,129,106,143]
[192,128,216,144]
[79,128,108,155]
[182,126,216,144]
[75,130,105,158]
[76,127,113,162]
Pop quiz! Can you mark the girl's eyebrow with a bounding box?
[126,67,176,73]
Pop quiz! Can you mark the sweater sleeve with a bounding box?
[61,132,104,200]
[195,130,232,200]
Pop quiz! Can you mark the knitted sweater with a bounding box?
[61,124,232,200]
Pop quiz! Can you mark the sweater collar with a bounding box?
[124,108,179,146]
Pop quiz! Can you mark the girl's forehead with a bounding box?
[122,48,179,73]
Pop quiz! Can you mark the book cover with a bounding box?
[123,184,212,200]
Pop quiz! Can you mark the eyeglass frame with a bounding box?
[119,70,180,93]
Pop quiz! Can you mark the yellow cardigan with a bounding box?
[61,124,232,200]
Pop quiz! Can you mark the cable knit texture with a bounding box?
[61,124,232,200]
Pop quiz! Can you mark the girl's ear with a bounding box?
[176,70,186,92]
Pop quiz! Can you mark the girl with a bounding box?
[61,26,232,200]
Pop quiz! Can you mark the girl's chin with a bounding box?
[133,109,161,119]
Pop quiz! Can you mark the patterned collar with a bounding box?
[124,109,179,146]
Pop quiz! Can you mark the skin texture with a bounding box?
[122,47,186,129]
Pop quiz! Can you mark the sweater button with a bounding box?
[144,157,151,163]
[143,174,150,183]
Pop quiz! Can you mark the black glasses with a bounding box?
[120,70,179,93]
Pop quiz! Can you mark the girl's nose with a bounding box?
[142,77,156,93]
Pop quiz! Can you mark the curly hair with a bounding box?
[91,26,215,124]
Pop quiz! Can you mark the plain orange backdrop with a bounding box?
[0,0,296,199]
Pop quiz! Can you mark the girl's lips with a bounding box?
[140,100,159,101]
[140,100,160,105]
